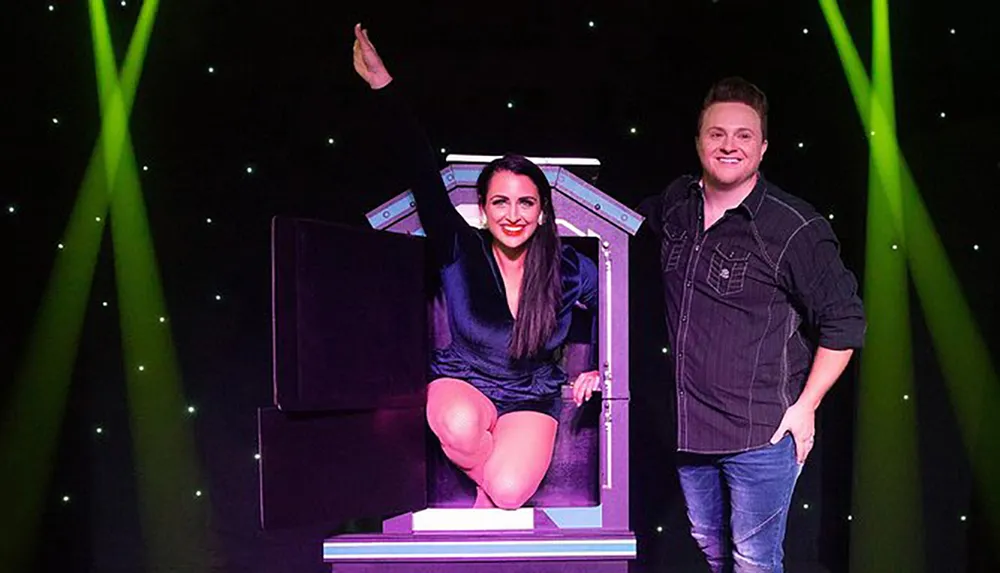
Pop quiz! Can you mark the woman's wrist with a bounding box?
[370,74,393,90]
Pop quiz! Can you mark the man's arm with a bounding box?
[798,347,854,411]
[771,347,853,463]
[771,216,866,463]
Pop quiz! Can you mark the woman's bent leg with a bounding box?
[426,378,498,487]
[480,411,558,509]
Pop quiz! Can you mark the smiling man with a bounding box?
[639,77,866,572]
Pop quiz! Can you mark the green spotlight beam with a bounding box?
[91,0,213,568]
[0,1,161,567]
[819,0,924,570]
[821,0,923,568]
[109,134,213,571]
[0,155,111,568]
[897,142,1000,552]
[818,0,904,228]
[851,165,921,573]
[821,0,1000,560]
[90,0,158,184]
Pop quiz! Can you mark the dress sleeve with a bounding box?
[371,83,470,266]
[565,246,600,372]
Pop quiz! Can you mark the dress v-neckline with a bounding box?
[483,236,518,321]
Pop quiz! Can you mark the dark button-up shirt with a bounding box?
[640,174,866,454]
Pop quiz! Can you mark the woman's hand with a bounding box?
[353,23,393,90]
[571,370,602,407]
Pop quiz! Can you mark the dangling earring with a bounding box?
[538,212,546,226]
[479,211,487,229]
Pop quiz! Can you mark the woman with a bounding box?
[353,24,601,509]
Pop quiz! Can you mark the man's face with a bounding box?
[696,102,768,191]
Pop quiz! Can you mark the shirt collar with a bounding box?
[688,172,768,220]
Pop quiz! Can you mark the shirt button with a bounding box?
[686,280,692,288]
[681,315,688,322]
[678,352,684,359]
[694,245,700,252]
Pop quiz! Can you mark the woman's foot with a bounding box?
[473,486,496,508]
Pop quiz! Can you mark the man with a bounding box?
[639,77,866,572]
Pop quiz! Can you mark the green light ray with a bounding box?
[818,0,923,569]
[820,1,1000,567]
[109,135,213,571]
[0,1,177,567]
[0,153,111,568]
[92,0,213,567]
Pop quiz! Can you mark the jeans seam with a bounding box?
[732,505,784,546]
[732,443,800,567]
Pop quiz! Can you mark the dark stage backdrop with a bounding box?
[2,1,997,572]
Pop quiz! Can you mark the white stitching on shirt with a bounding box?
[746,285,779,450]
[773,217,824,285]
[766,194,809,225]
[749,221,778,272]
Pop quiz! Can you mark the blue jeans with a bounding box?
[676,436,803,573]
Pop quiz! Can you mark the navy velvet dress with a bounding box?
[375,84,599,420]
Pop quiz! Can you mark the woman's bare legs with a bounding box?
[426,378,558,509]
[426,379,558,509]
[427,378,498,505]
[480,411,558,509]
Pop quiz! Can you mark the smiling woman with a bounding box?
[482,171,542,247]
[352,24,602,510]
[475,157,561,357]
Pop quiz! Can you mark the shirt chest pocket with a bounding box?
[707,245,751,296]
[660,224,687,273]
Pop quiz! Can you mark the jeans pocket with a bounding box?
[706,245,750,296]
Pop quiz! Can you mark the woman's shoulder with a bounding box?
[559,243,597,279]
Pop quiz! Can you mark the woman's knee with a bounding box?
[483,469,541,510]
[428,401,488,453]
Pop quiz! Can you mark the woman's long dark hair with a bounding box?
[476,154,562,360]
